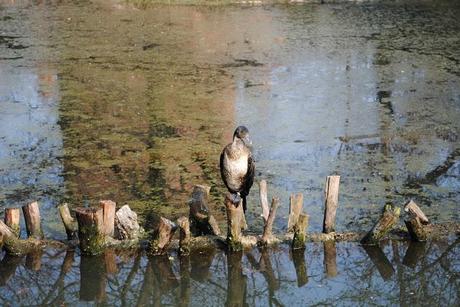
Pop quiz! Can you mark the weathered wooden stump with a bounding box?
[100,200,116,237]
[259,180,270,222]
[177,216,191,255]
[75,207,105,255]
[287,193,303,232]
[0,220,41,255]
[22,201,43,239]
[322,175,340,234]
[261,197,280,246]
[292,213,309,250]
[189,185,221,236]
[58,203,78,240]
[405,217,427,242]
[360,205,400,245]
[149,217,177,255]
[225,193,243,252]
[404,200,429,224]
[4,208,20,237]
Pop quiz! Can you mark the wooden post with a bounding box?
[404,200,429,224]
[291,248,308,287]
[322,175,340,233]
[225,193,243,252]
[323,241,337,278]
[0,220,40,255]
[292,213,309,250]
[75,207,105,255]
[404,217,427,242]
[261,197,279,246]
[4,208,20,237]
[177,216,191,255]
[100,200,116,237]
[189,185,221,236]
[360,205,400,245]
[150,217,177,255]
[259,180,269,222]
[58,203,78,240]
[287,193,303,232]
[22,201,43,239]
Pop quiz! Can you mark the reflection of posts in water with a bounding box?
[226,251,246,307]
[151,255,179,292]
[363,245,394,281]
[0,254,23,286]
[403,242,426,268]
[104,249,118,275]
[291,248,308,287]
[25,249,42,271]
[259,249,280,291]
[323,241,337,278]
[179,255,191,307]
[80,254,107,302]
[41,249,75,305]
[191,248,216,281]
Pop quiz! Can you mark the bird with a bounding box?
[220,126,255,213]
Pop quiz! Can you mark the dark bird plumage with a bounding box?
[220,126,255,212]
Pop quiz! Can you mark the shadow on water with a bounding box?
[0,238,459,306]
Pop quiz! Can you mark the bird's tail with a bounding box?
[242,196,247,213]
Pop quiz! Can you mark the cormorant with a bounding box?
[220,126,255,212]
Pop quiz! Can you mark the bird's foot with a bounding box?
[231,193,242,205]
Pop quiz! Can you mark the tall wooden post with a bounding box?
[4,208,20,237]
[100,200,116,237]
[58,203,78,240]
[22,201,43,239]
[322,176,340,233]
[225,193,243,252]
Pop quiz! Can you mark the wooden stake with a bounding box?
[22,201,43,239]
[150,217,177,255]
[322,176,340,233]
[225,193,243,252]
[75,207,105,255]
[177,216,191,255]
[58,203,77,240]
[287,193,303,232]
[292,213,309,250]
[404,200,429,224]
[100,200,116,237]
[404,216,427,242]
[261,197,279,246]
[4,208,20,237]
[259,180,269,222]
[360,205,400,245]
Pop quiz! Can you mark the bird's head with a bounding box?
[233,126,252,147]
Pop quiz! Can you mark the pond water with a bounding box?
[0,238,459,306]
[0,0,460,305]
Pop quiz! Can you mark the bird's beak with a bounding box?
[243,135,253,148]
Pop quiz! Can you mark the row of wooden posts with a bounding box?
[0,175,433,256]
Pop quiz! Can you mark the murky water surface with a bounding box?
[0,0,459,304]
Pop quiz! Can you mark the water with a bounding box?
[0,238,459,306]
[0,0,459,305]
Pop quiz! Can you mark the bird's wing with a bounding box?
[220,148,229,189]
[241,152,255,198]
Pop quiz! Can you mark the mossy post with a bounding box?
[0,220,41,255]
[405,217,427,242]
[322,175,340,234]
[360,205,401,245]
[287,193,303,232]
[150,217,177,255]
[177,216,191,255]
[4,208,20,237]
[22,201,43,239]
[292,213,309,250]
[225,193,243,252]
[58,203,78,240]
[75,207,105,255]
